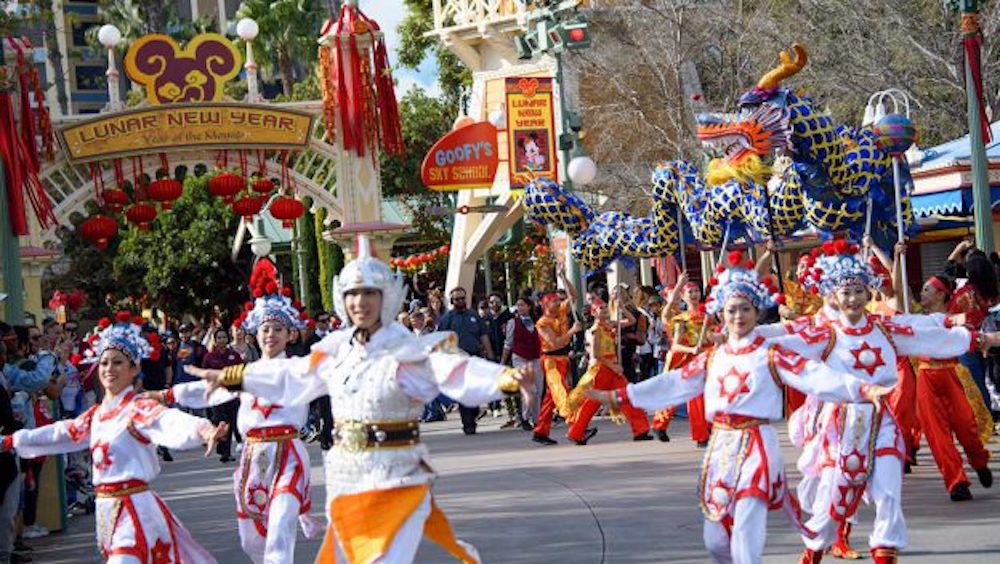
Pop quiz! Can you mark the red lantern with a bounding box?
[208,172,244,203]
[79,214,118,250]
[102,188,130,213]
[125,202,157,231]
[147,178,183,210]
[232,195,264,220]
[270,196,304,228]
[252,177,274,195]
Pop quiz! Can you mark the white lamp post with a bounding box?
[97,24,123,112]
[236,18,261,103]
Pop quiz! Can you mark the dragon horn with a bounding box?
[756,43,808,90]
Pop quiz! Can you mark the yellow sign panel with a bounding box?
[58,103,315,163]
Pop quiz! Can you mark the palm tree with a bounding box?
[234,0,326,97]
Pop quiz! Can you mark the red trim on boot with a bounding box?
[798,548,824,564]
[829,522,861,559]
[870,547,898,564]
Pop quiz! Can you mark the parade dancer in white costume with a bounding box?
[2,312,227,563]
[187,235,524,564]
[755,239,997,564]
[587,250,888,564]
[150,260,322,564]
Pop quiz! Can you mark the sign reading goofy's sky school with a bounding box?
[57,103,315,163]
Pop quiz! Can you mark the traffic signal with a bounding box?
[560,21,590,50]
[515,32,540,60]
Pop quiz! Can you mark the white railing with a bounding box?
[432,0,529,30]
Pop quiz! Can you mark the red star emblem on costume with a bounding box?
[90,440,112,471]
[849,342,885,376]
[840,449,868,482]
[151,538,172,564]
[706,479,733,515]
[251,397,280,419]
[247,483,269,513]
[717,367,751,404]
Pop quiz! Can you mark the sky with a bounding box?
[367,3,443,99]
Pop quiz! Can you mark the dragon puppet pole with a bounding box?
[761,177,785,293]
[863,194,874,260]
[676,207,688,273]
[694,222,732,350]
[892,157,910,313]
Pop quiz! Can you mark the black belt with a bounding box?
[543,345,572,356]
[333,420,421,451]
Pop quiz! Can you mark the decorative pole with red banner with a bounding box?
[1,36,58,321]
[956,0,995,253]
[318,0,407,259]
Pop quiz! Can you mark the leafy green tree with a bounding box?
[396,0,472,108]
[112,172,247,319]
[234,0,327,97]
[85,0,217,52]
[314,208,338,311]
[295,201,323,313]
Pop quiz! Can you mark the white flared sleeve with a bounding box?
[9,406,95,458]
[767,344,865,403]
[138,406,215,451]
[880,315,973,358]
[756,322,795,339]
[625,352,708,412]
[398,354,510,406]
[169,380,238,409]
[240,355,327,407]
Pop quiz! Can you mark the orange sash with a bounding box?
[316,485,477,563]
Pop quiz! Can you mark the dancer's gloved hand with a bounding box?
[201,422,229,457]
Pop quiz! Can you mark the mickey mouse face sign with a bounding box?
[124,33,241,105]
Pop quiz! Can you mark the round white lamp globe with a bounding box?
[236,18,259,41]
[249,235,272,258]
[567,156,597,186]
[97,24,122,48]
[488,109,506,129]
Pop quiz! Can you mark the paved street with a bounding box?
[31,416,1000,563]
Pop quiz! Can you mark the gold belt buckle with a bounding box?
[337,421,368,452]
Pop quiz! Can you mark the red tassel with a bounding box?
[963,35,992,143]
[0,91,30,235]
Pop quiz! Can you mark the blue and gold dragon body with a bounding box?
[525,44,913,272]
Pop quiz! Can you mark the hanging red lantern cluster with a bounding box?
[147,154,183,210]
[148,178,182,210]
[389,245,450,271]
[232,195,265,220]
[252,176,274,195]
[125,202,157,231]
[208,171,244,203]
[270,196,304,228]
[102,188,129,213]
[79,214,118,250]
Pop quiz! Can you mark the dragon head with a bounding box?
[695,44,808,174]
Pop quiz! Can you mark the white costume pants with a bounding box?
[802,454,907,551]
[703,496,768,564]
[239,492,303,564]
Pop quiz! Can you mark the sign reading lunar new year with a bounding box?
[505,77,558,188]
[58,104,314,163]
[420,121,500,191]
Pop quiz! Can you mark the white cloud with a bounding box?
[366,2,442,99]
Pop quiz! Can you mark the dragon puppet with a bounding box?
[524,43,914,273]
